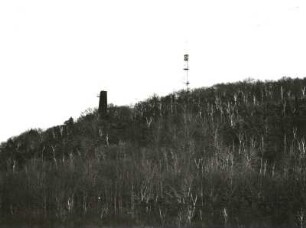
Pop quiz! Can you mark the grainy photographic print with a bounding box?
[1,0,306,227]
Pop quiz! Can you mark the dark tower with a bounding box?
[98,91,107,117]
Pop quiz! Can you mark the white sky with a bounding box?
[1,0,306,143]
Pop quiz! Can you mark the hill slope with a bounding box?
[1,77,306,226]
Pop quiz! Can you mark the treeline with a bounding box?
[1,77,306,227]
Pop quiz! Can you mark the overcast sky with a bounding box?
[1,0,306,143]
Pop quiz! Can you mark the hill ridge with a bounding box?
[1,77,306,226]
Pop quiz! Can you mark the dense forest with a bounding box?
[1,77,306,227]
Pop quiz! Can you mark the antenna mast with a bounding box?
[183,54,190,91]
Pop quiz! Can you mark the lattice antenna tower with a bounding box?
[183,53,190,91]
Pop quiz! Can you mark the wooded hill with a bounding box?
[1,77,306,227]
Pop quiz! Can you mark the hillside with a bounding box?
[1,77,306,227]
